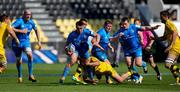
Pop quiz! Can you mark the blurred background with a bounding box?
[0,0,180,64]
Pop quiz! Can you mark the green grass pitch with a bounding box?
[0,63,180,92]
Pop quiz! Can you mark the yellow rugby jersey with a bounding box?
[164,19,180,53]
[90,57,117,76]
[0,22,9,51]
[0,22,10,62]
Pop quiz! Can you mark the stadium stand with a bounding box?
[0,0,140,62]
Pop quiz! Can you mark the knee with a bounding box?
[126,61,131,67]
[135,61,142,67]
[67,63,74,67]
[27,54,33,60]
[165,63,171,69]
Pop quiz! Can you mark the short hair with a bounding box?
[76,21,84,26]
[104,20,112,26]
[79,18,88,22]
[134,19,141,24]
[160,10,170,18]
[121,17,130,23]
[0,13,9,22]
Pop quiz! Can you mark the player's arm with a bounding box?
[86,59,100,67]
[141,25,161,31]
[164,29,178,53]
[34,28,41,49]
[164,21,178,52]
[32,21,42,50]
[146,34,154,50]
[7,24,20,45]
[138,31,144,45]
[108,43,114,53]
[92,33,104,51]
[12,19,27,34]
[12,27,27,34]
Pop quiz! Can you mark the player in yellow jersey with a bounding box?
[0,14,20,73]
[86,56,135,83]
[160,10,180,85]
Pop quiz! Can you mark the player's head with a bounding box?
[23,9,32,21]
[64,43,76,56]
[79,18,88,27]
[121,17,130,29]
[0,13,10,23]
[160,10,170,23]
[134,19,141,26]
[76,21,84,33]
[104,20,113,32]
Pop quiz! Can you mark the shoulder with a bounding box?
[14,18,23,22]
[166,19,175,27]
[69,31,77,36]
[98,28,105,33]
[165,19,177,31]
[84,28,94,33]
[29,19,36,25]
[1,22,7,26]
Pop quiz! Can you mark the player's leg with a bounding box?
[133,49,145,84]
[0,51,7,73]
[60,53,78,83]
[148,56,162,80]
[112,71,133,83]
[92,51,112,84]
[74,64,83,78]
[25,47,36,82]
[165,51,180,84]
[12,47,23,83]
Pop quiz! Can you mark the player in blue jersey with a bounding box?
[59,20,103,84]
[91,20,114,84]
[11,10,41,83]
[112,17,160,83]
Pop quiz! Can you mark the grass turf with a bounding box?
[0,63,180,92]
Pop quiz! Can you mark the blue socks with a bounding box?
[86,66,94,80]
[62,66,70,78]
[132,66,138,73]
[16,62,22,78]
[142,61,147,69]
[28,59,33,76]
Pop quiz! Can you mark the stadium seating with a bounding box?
[30,20,49,42]
[0,0,25,19]
[1,0,139,39]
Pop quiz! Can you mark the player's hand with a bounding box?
[15,39,20,46]
[38,42,42,50]
[140,40,144,46]
[110,46,114,53]
[153,25,161,30]
[119,32,124,37]
[164,45,172,53]
[21,29,28,34]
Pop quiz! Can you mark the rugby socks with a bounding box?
[62,66,70,78]
[16,63,22,78]
[169,65,180,83]
[28,59,33,76]
[132,66,138,73]
[142,61,147,69]
[154,65,160,75]
[74,65,82,78]
[86,66,94,80]
[105,74,111,81]
[170,65,180,73]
